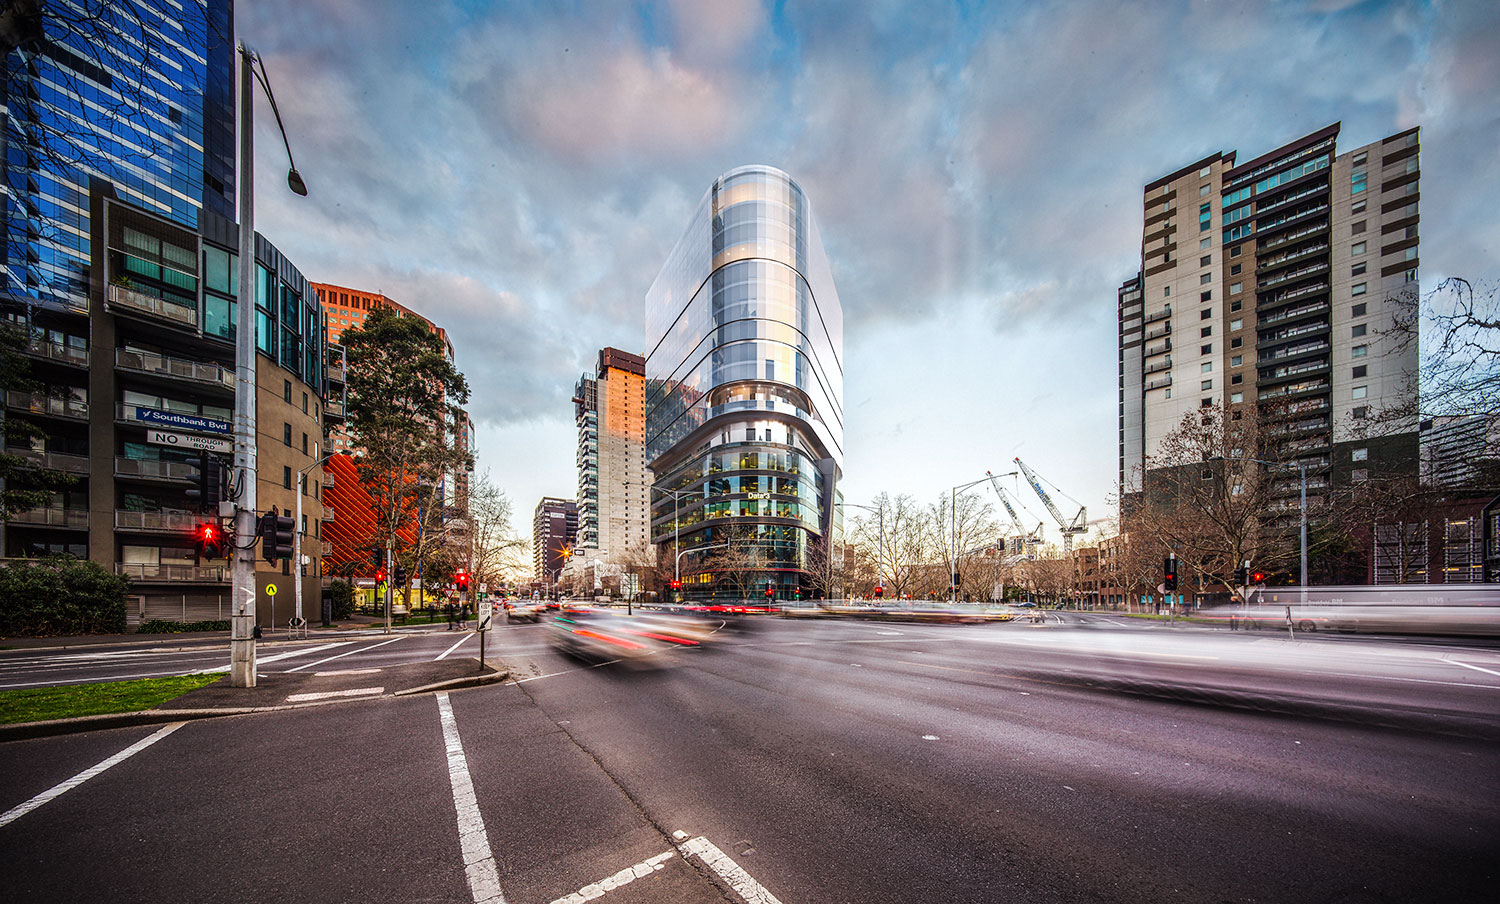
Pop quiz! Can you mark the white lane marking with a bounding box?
[436,692,507,904]
[313,668,383,677]
[922,734,940,740]
[673,831,784,904]
[286,636,405,672]
[0,722,183,828]
[196,641,353,673]
[436,633,472,662]
[510,660,622,684]
[548,851,675,903]
[1451,660,1500,678]
[285,686,384,702]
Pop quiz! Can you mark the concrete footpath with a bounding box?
[0,647,510,743]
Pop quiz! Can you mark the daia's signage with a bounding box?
[146,429,232,454]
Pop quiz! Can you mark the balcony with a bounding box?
[115,349,234,390]
[115,562,229,583]
[1258,241,1328,273]
[1262,360,1331,382]
[107,283,198,329]
[325,363,345,383]
[24,338,89,368]
[1143,324,1171,341]
[1145,375,1172,391]
[1258,320,1329,348]
[114,509,203,532]
[9,449,90,473]
[324,399,345,420]
[1144,339,1171,358]
[114,456,198,482]
[1257,260,1329,291]
[7,506,88,528]
[1258,280,1328,307]
[1258,380,1329,402]
[1143,306,1172,324]
[1259,341,1329,364]
[1258,301,1329,327]
[1143,359,1172,376]
[6,390,88,420]
[1254,180,1329,218]
[1256,219,1329,255]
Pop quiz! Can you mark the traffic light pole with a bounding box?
[229,47,259,688]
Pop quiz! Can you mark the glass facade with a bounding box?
[645,166,843,599]
[2,0,233,311]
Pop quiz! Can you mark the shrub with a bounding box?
[327,579,355,620]
[135,619,231,634]
[0,556,129,636]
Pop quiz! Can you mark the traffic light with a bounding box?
[185,454,228,513]
[1234,565,1248,586]
[1251,570,1267,585]
[259,508,293,561]
[194,522,222,564]
[376,567,387,585]
[394,563,408,587]
[456,571,470,591]
[670,579,681,591]
[1163,555,1178,592]
[764,583,774,599]
[874,585,884,599]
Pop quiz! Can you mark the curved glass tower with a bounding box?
[645,166,844,599]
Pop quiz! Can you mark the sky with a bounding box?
[243,0,1500,549]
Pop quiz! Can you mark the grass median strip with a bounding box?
[0,674,223,724]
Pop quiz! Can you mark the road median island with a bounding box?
[0,658,510,743]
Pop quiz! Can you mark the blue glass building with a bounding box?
[2,0,234,311]
[644,166,844,599]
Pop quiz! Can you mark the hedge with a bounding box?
[0,556,129,636]
[136,619,231,634]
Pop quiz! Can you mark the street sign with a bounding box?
[265,583,278,597]
[146,428,233,454]
[476,603,493,631]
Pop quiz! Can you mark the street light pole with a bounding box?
[835,501,883,601]
[229,45,307,686]
[635,482,687,602]
[949,476,991,603]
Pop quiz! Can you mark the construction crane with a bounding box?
[1014,457,1088,555]
[985,470,1043,561]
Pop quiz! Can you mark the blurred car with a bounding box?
[547,606,717,663]
[505,602,542,623]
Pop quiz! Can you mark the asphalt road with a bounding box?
[3,616,1498,903]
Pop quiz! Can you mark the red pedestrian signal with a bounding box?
[456,571,470,589]
[194,522,221,563]
[1251,571,1267,584]
[874,586,884,598]
[376,567,387,584]
[670,579,681,591]
[764,584,774,598]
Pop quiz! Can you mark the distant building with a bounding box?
[533,497,577,585]
[572,348,648,564]
[1120,123,1422,513]
[1421,415,1500,489]
[643,166,845,600]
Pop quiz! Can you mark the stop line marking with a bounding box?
[548,850,675,903]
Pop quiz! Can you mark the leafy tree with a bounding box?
[0,556,128,636]
[327,579,355,621]
[342,306,471,621]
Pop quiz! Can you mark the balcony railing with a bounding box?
[115,348,234,389]
[1145,375,1172,391]
[1144,340,1171,358]
[1258,241,1328,272]
[25,338,89,367]
[114,457,198,482]
[10,449,90,473]
[107,283,198,328]
[1258,301,1329,327]
[1257,260,1329,291]
[1256,219,1329,254]
[326,364,345,383]
[1143,324,1171,341]
[115,562,229,583]
[324,400,345,419]
[1258,380,1328,402]
[7,506,88,528]
[1143,358,1172,375]
[114,509,203,532]
[5,390,88,420]
[1258,281,1328,306]
[1259,341,1329,364]
[1259,321,1328,347]
[1143,306,1172,324]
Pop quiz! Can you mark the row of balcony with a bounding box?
[1256,259,1328,292]
[115,348,234,390]
[6,390,88,420]
[1261,360,1330,382]
[1259,340,1329,364]
[1258,379,1329,402]
[1253,180,1329,219]
[1257,241,1328,273]
[108,283,198,329]
[1256,218,1329,255]
[1258,301,1328,327]
[1259,280,1328,307]
[1258,320,1328,347]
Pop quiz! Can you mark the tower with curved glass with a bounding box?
[644,166,844,600]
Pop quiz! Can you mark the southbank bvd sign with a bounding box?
[135,407,232,435]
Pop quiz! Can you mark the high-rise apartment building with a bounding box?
[1120,123,1420,508]
[572,347,647,562]
[2,0,235,311]
[644,165,844,599]
[533,497,577,585]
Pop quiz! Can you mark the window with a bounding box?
[1352,468,1369,483]
[1231,373,1243,385]
[1351,283,1367,296]
[1230,392,1243,403]
[302,392,309,414]
[1230,318,1242,331]
[1352,365,1367,378]
[1352,151,1367,166]
[1231,355,1242,367]
[1230,281,1242,294]
[1230,263,1241,275]
[1164,286,1171,297]
[1352,302,1367,317]
[283,380,292,403]
[1230,300,1242,313]
[1352,262,1366,276]
[1200,273,1212,285]
[1201,290,1212,302]
[1199,237,1211,250]
[1200,398,1214,408]
[1200,184,1211,196]
[1231,245,1241,257]
[1201,362,1213,373]
[1164,388,1171,398]
[1202,380,1213,390]
[1201,308,1212,320]
[1231,336,1242,348]
[1353,405,1368,419]
[1351,171,1367,195]
[302,432,309,454]
[1351,241,1366,255]
[283,423,292,446]
[1353,344,1368,358]
[1201,344,1212,355]
[1352,220,1366,234]
[1404,246,1418,261]
[1352,385,1368,399]
[1352,323,1367,338]
[1352,197,1366,213]
[1201,326,1212,337]
[283,466,292,489]
[1200,255,1212,266]
[1352,447,1368,462]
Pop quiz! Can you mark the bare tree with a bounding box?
[849,493,933,600]
[467,471,527,588]
[1389,278,1500,418]
[928,490,1000,600]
